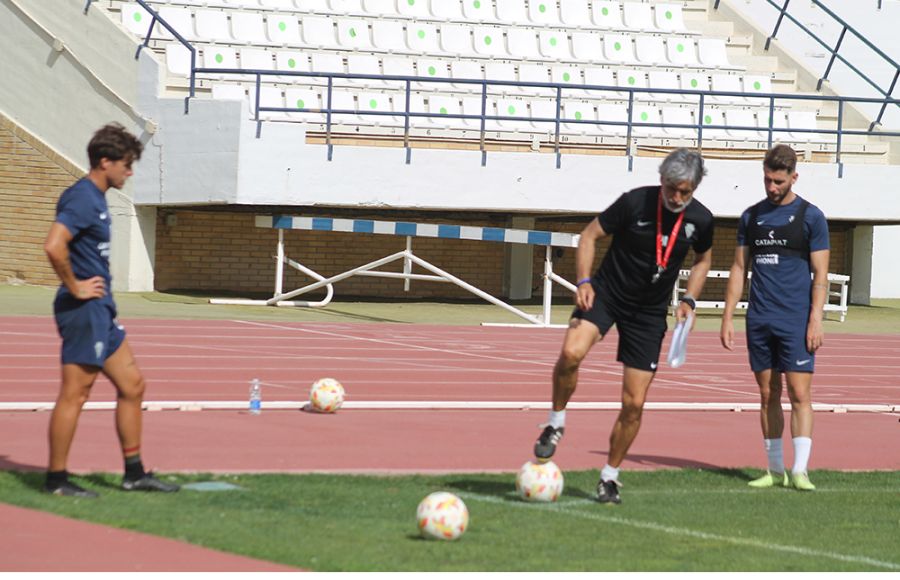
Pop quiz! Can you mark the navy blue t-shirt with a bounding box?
[737,195,829,320]
[54,178,113,303]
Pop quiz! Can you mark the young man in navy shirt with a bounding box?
[43,123,179,496]
[533,149,715,504]
[720,144,830,491]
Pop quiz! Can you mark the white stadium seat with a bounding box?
[372,20,407,52]
[595,103,628,136]
[560,0,590,27]
[407,22,440,53]
[165,43,193,77]
[337,18,374,50]
[330,0,364,14]
[710,73,744,104]
[655,4,687,32]
[285,87,324,122]
[562,100,595,134]
[698,38,733,68]
[583,67,616,97]
[195,10,231,42]
[451,60,484,92]
[212,83,247,101]
[622,3,655,32]
[203,45,238,77]
[667,37,698,67]
[539,30,572,61]
[592,2,624,29]
[240,48,275,71]
[725,109,763,140]
[496,0,529,25]
[442,24,479,57]
[473,26,507,57]
[648,71,681,102]
[121,3,152,38]
[699,108,727,139]
[347,53,384,88]
[635,35,666,66]
[362,0,394,16]
[463,0,497,22]
[632,105,662,137]
[551,65,582,88]
[302,16,339,48]
[603,34,636,64]
[398,0,430,19]
[507,28,541,60]
[232,12,268,44]
[529,99,557,132]
[158,7,196,40]
[266,14,301,44]
[529,0,562,25]
[431,0,465,21]
[661,106,696,138]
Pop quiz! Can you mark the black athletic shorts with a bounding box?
[572,284,668,372]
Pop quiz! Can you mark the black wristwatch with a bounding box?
[679,295,696,310]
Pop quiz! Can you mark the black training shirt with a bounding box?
[594,185,714,311]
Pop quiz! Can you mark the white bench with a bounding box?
[671,269,850,322]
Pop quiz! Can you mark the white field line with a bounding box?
[462,491,900,571]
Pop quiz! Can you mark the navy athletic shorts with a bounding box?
[54,294,126,367]
[572,285,667,372]
[745,314,814,373]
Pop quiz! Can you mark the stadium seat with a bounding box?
[302,16,340,48]
[427,94,463,128]
[431,0,465,21]
[560,0,589,27]
[252,85,285,120]
[285,87,325,123]
[240,48,275,72]
[357,91,397,126]
[121,3,152,38]
[310,52,346,79]
[496,98,531,131]
[407,22,440,53]
[698,38,733,68]
[603,34,637,64]
[571,31,603,62]
[507,28,541,60]
[232,12,268,44]
[496,0,529,25]
[266,14,301,44]
[529,0,562,25]
[617,69,648,102]
[462,0,497,22]
[667,38,698,67]
[562,100,595,135]
[592,2,624,29]
[450,60,484,92]
[337,18,374,49]
[680,71,710,95]
[654,4,687,32]
[661,106,696,138]
[710,74,744,104]
[622,3,655,32]
[551,65,582,89]
[158,7,196,41]
[518,63,551,95]
[595,103,628,136]
[195,10,231,42]
[743,74,773,103]
[648,71,681,102]
[325,89,358,123]
[203,45,238,78]
[788,110,821,142]
[382,55,415,79]
[211,82,247,102]
[330,0,364,15]
[635,35,666,66]
[583,67,616,97]
[165,43,193,77]
[296,0,331,12]
[417,58,451,90]
[398,0,430,19]
[484,62,517,94]
[697,108,725,140]
[529,99,558,132]
[632,105,662,137]
[442,23,479,56]
[473,26,507,57]
[725,109,763,140]
[362,0,394,16]
[275,50,311,81]
[462,96,494,130]
[347,53,384,88]
[539,30,572,61]
[372,20,407,52]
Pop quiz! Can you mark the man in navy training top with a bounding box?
[720,144,830,492]
[533,148,715,504]
[43,123,179,496]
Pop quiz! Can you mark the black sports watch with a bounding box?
[679,295,696,310]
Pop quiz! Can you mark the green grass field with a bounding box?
[1,469,897,571]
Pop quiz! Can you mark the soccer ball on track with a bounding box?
[309,377,345,413]
[516,460,564,502]
[416,491,469,540]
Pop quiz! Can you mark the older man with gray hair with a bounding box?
[532,148,714,504]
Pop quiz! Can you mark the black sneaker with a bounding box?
[44,480,99,498]
[534,425,565,462]
[122,472,180,492]
[596,478,622,504]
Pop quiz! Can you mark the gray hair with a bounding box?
[659,148,707,189]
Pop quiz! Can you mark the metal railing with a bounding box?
[123,0,900,176]
[715,0,900,131]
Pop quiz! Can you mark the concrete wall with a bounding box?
[872,225,900,298]
[0,0,159,291]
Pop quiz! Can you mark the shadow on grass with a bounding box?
[443,478,596,502]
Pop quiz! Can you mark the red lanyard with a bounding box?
[656,190,685,274]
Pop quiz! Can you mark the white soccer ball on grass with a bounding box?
[416,491,469,541]
[309,377,345,413]
[516,460,564,502]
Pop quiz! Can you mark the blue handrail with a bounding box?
[715,0,900,131]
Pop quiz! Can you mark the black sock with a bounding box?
[46,470,68,487]
[124,455,145,481]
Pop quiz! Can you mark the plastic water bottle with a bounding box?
[249,378,261,415]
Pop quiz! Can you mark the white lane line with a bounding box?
[462,491,900,571]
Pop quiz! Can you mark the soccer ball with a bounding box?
[309,378,345,413]
[416,491,469,541]
[516,460,564,502]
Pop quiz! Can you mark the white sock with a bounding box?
[548,409,566,429]
[600,464,620,483]
[764,438,784,474]
[792,437,812,475]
